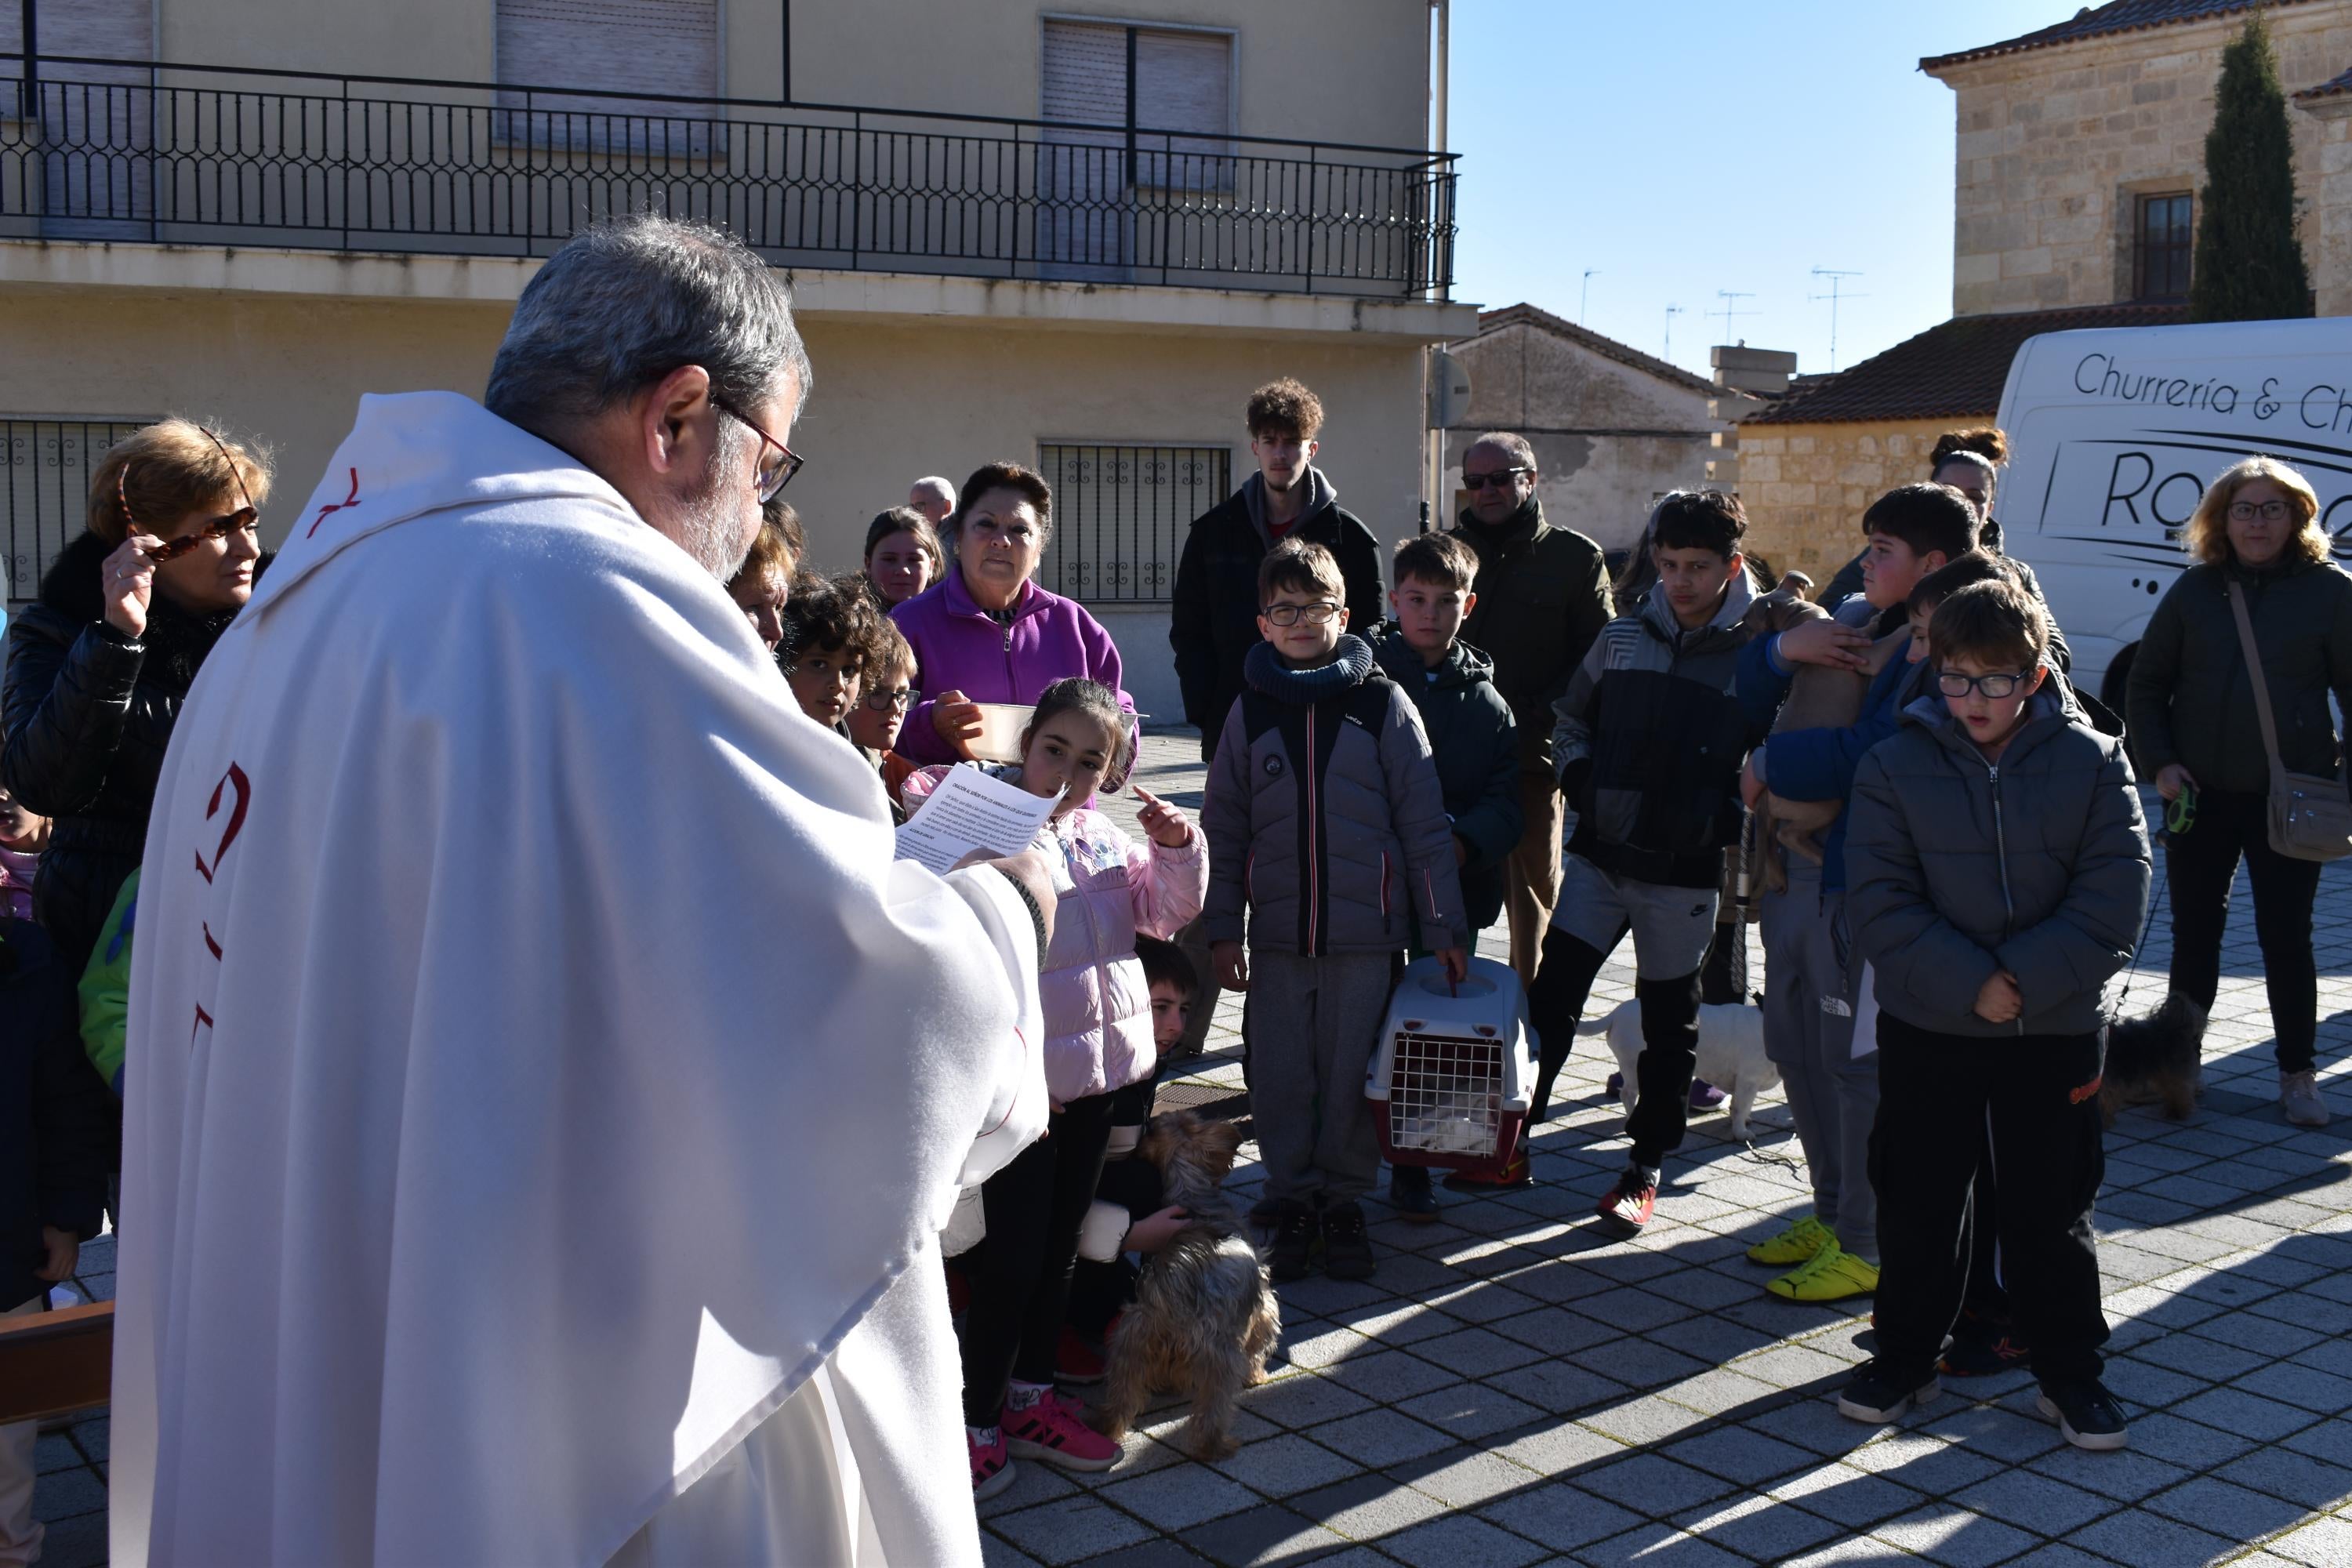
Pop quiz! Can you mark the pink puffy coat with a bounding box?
[906,765,1207,1102]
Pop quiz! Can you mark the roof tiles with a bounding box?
[1921,0,2316,72]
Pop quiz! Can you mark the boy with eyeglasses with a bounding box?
[841,607,920,816]
[1202,539,1466,1283]
[1839,579,2149,1450]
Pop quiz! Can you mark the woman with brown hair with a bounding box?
[2128,456,2352,1127]
[860,506,946,608]
[2,419,271,970]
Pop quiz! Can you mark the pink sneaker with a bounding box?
[1002,1392,1120,1472]
[969,1425,1017,1500]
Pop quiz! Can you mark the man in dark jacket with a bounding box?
[1446,433,1613,986]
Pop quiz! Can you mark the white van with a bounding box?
[1995,316,2352,710]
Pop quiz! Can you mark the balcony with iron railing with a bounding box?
[0,55,1457,299]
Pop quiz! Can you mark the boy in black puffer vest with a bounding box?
[1203,540,1468,1283]
[1841,579,2150,1451]
[1366,532,1522,1221]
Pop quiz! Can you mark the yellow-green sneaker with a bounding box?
[1746,1214,1835,1267]
[1766,1243,1879,1302]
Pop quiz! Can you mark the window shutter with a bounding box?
[1041,20,1127,130]
[497,0,718,100]
[0,0,154,71]
[6,0,154,227]
[1134,30,1229,138]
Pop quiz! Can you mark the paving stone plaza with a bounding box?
[27,729,2352,1566]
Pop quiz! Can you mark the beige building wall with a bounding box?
[2303,96,2352,315]
[1933,2,2352,316]
[1730,418,1958,586]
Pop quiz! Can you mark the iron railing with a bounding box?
[0,56,1457,298]
[3,419,147,608]
[1039,442,1229,604]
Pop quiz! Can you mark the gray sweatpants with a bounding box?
[1759,859,1880,1262]
[1245,949,1397,1206]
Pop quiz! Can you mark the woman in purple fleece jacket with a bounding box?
[891,462,1127,765]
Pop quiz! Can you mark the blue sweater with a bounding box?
[1737,632,1922,892]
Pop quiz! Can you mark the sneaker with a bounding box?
[1766,1244,1878,1302]
[1747,1214,1835,1268]
[2037,1379,2129,1451]
[1838,1361,1940,1425]
[1269,1200,1317,1282]
[1055,1325,1105,1385]
[1596,1163,1659,1236]
[1002,1391,1121,1472]
[1388,1165,1439,1223]
[1322,1201,1377,1280]
[1689,1078,1728,1111]
[969,1425,1018,1500]
[1444,1150,1533,1192]
[2282,1069,2332,1127]
[1940,1317,2032,1378]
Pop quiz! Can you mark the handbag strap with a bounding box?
[2225,578,2290,786]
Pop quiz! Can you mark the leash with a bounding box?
[2114,819,2172,1014]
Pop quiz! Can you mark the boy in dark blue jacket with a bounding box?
[1733,485,1976,1304]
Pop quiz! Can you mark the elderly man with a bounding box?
[1447,432,1612,987]
[111,216,1051,1566]
[909,475,957,526]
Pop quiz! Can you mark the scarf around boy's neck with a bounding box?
[1243,633,1374,702]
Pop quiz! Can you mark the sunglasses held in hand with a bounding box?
[127,426,263,562]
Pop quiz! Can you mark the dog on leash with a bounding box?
[1578,1000,1780,1139]
[2100,993,2206,1124]
[1092,1111,1281,1461]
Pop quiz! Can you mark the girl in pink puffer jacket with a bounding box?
[906,679,1207,1490]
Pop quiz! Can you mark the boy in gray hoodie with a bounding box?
[1840,579,2151,1451]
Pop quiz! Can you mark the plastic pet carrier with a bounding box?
[1367,955,1534,1181]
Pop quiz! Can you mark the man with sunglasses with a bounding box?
[1445,431,1613,987]
[112,214,1057,1568]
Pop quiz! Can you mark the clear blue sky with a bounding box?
[1446,0,2071,378]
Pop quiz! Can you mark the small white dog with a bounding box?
[1577,1000,1780,1139]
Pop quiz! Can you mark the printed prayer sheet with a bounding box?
[895,764,1062,874]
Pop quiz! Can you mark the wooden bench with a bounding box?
[0,1300,114,1423]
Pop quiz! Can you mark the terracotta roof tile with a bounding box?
[2296,62,2352,99]
[1740,303,2190,426]
[1921,0,2315,72]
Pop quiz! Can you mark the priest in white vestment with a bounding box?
[110,216,1051,1566]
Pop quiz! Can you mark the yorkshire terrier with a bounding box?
[1091,1110,1281,1461]
[1739,571,1872,893]
[2101,993,2207,1125]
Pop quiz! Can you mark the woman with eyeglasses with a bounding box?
[2127,456,2352,1127]
[890,462,1131,767]
[2,419,271,972]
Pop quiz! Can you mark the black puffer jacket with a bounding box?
[2,531,260,968]
[1368,625,1522,934]
[0,917,111,1313]
[1449,497,1612,769]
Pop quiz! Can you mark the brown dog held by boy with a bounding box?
[1091,1111,1281,1461]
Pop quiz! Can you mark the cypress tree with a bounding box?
[2190,9,2313,321]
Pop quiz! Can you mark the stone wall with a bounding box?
[1932,2,2352,317]
[2303,96,2352,315]
[1728,418,1963,589]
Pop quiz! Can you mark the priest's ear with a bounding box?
[642,364,720,479]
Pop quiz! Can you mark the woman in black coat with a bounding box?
[2,419,271,973]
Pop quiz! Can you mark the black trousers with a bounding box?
[1871,1014,2108,1388]
[960,1091,1117,1425]
[2165,788,2321,1073]
[1527,924,1703,1167]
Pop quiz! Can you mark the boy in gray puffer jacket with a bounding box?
[1842,579,2151,1453]
[1205,540,1468,1284]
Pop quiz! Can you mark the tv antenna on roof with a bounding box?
[1663,303,1686,362]
[1809,267,1869,371]
[1580,269,1601,325]
[1714,290,1759,346]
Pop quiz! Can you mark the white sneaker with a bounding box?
[2281,1070,2332,1127]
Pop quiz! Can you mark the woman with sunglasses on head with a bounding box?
[1,419,270,973]
[2127,456,2352,1128]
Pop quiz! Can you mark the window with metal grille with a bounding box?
[1037,443,1229,604]
[3,419,147,608]
[2135,193,2194,302]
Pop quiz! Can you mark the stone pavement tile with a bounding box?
[1304,1408,1457,1469]
[1379,1513,1550,1568]
[1763,1461,1932,1530]
[2129,1329,2268,1382]
[1566,1338,1712,1393]
[2292,1336,2352,1381]
[1072,1541,1211,1568]
[1493,1360,1631,1418]
[2169,1386,2321,1443]
[1319,1348,1464,1404]
[1279,1323,1381,1372]
[1177,1502,1352,1568]
[989,1495,1157,1565]
[1240,1374,1379,1432]
[1654,1367,1787,1419]
[1390,1446,1543,1509]
[33,1432,82,1475]
[1729,1341,1865,1394]
[1324,1300,1468,1348]
[25,1514,105,1568]
[1779,1536,1917,1566]
[2184,1311,2328,1359]
[1717,1295,1853,1343]
[2283,1419,2352,1469]
[1919,1401,2067,1463]
[2122,1411,2262,1472]
[2249,1290,2352,1338]
[1662,1425,1817,1488]
[1746,1398,1882,1459]
[1979,1544,2112,1568]
[1491,1419,1631,1477]
[2142,1475,2318,1542]
[1135,1409,1279,1461]
[1954,1463,2121,1538]
[1497,1260,1617,1307]
[1368,1252,1479,1298]
[1287,1471,1452,1542]
[1838,1431,2005,1496]
[1646,1314,1780,1368]
[2267,1515,2352,1567]
[1098,1465,1263,1531]
[1568,1452,1737,1519]
[30,1469,106,1523]
[1209,1432,1363,1500]
[2101,1283,2227,1332]
[1487,1307,1617,1358]
[1667,1490,1846,1562]
[1646,1266,1767,1312]
[1869,1503,2040,1568]
[1423,1281,1545,1327]
[1301,1552,1406,1568]
[1395,1385,1548,1443]
[2022,1440,2193,1504]
[2231,1359,2352,1416]
[1475,1481,1644,1553]
[1410,1326,1548,1378]
[979,1458,1083,1519]
[1570,1522,1750,1568]
[2100,1352,2212,1410]
[2066,1505,2235,1566]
